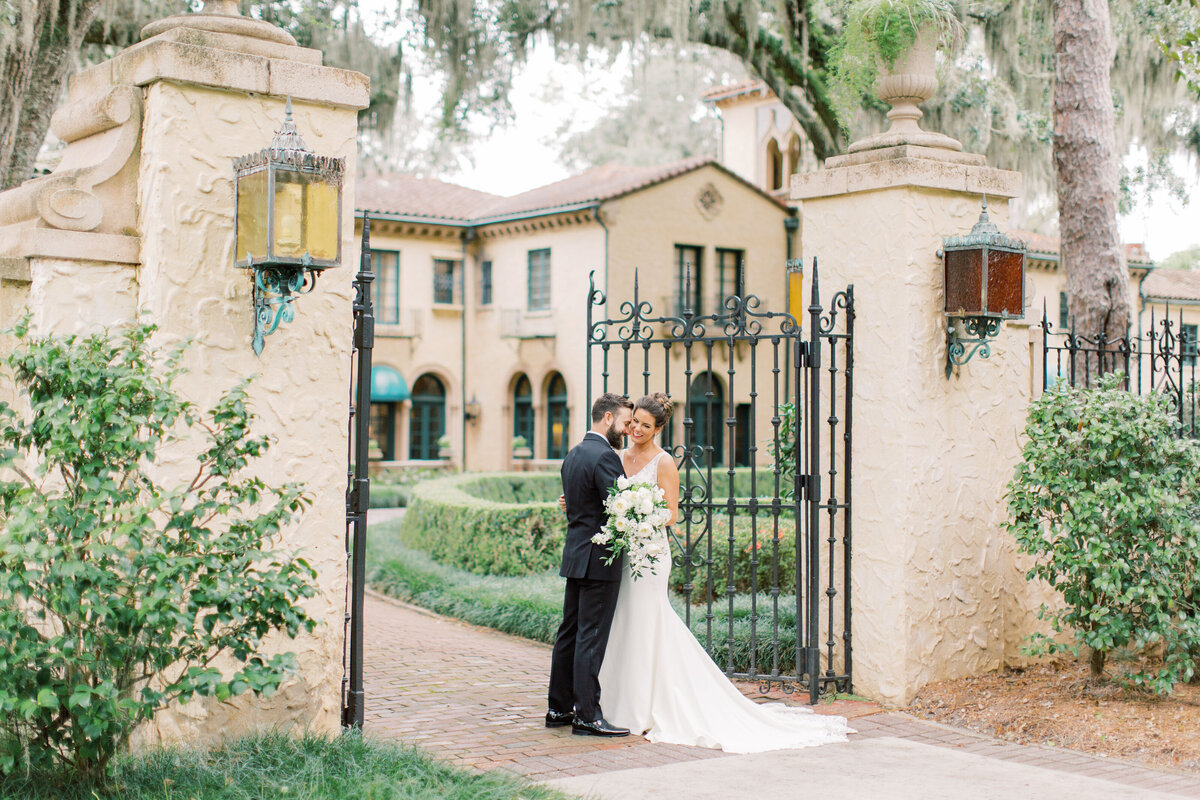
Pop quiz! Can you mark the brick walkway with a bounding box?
[362,592,1200,796]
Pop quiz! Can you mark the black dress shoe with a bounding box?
[545,709,574,728]
[571,716,630,737]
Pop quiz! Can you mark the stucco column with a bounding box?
[0,4,368,743]
[793,145,1036,705]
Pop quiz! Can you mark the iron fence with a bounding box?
[1042,305,1200,437]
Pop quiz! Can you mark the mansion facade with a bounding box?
[356,80,1192,470]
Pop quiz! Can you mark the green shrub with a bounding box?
[0,322,317,780]
[400,473,565,576]
[669,512,799,600]
[370,519,801,674]
[1006,375,1200,693]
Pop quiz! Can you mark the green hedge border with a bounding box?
[399,473,564,576]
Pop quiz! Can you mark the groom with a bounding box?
[546,392,634,737]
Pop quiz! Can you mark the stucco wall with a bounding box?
[795,159,1056,704]
[124,81,360,743]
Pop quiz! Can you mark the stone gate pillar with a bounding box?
[0,2,368,742]
[794,139,1042,704]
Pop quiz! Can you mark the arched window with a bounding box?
[688,372,725,466]
[766,138,783,191]
[546,373,569,459]
[409,373,445,460]
[513,375,534,453]
[787,133,803,176]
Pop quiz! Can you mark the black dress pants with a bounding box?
[547,576,621,722]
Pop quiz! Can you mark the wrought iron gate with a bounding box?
[586,259,854,703]
[343,216,374,727]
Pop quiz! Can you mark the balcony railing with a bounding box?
[500,309,557,339]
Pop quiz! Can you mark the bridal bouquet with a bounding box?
[591,476,671,579]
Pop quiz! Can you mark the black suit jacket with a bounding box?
[559,432,625,581]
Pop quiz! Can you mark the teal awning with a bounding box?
[371,366,410,402]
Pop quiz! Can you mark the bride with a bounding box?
[599,392,852,753]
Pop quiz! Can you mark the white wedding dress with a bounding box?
[598,450,853,753]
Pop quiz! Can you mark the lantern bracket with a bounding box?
[945,316,1002,378]
[251,256,319,355]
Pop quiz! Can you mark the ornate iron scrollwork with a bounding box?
[251,263,319,355]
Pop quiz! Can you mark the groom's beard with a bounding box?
[604,423,624,449]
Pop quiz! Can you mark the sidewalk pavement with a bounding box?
[362,592,1200,799]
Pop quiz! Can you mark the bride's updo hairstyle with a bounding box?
[635,392,674,430]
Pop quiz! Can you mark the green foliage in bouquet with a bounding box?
[0,321,317,781]
[1005,375,1200,693]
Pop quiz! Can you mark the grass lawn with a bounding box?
[0,731,568,800]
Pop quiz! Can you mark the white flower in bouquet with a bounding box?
[590,478,672,580]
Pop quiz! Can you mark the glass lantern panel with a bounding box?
[305,178,340,262]
[986,249,1025,316]
[944,249,983,315]
[272,168,305,259]
[786,267,804,322]
[235,169,269,265]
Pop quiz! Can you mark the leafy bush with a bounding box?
[400,473,565,576]
[370,519,802,674]
[1005,375,1200,693]
[0,323,317,780]
[669,512,799,600]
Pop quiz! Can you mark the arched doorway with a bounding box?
[546,373,569,459]
[409,373,445,460]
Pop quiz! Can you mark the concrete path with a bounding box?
[362,508,1200,798]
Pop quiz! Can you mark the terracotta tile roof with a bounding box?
[1142,269,1200,302]
[355,157,784,224]
[476,156,748,220]
[701,80,771,105]
[356,173,502,222]
[1011,229,1153,268]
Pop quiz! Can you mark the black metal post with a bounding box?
[344,215,374,729]
[806,256,822,704]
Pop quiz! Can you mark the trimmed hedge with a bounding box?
[669,512,799,600]
[369,519,800,675]
[399,471,799,591]
[368,467,448,509]
[681,466,792,500]
[400,473,565,576]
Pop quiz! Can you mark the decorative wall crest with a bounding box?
[695,183,724,220]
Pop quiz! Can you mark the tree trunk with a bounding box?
[0,0,106,191]
[1088,646,1106,679]
[1053,0,1130,380]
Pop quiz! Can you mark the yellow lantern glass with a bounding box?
[233,98,344,270]
[786,260,804,322]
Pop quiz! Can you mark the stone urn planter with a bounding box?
[847,27,963,153]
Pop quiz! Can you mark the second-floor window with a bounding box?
[675,244,703,314]
[528,249,551,310]
[715,248,745,310]
[479,259,493,306]
[434,258,460,305]
[372,250,400,325]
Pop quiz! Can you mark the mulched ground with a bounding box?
[909,657,1200,772]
